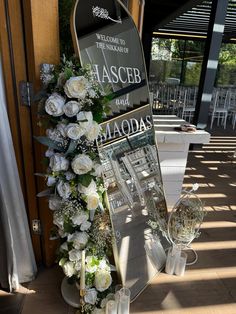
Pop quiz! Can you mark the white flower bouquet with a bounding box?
[37,57,116,313]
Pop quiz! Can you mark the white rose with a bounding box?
[57,180,71,199]
[87,193,100,210]
[84,289,97,305]
[91,163,103,177]
[74,260,81,272]
[49,196,62,210]
[63,261,76,277]
[64,76,88,99]
[77,111,93,131]
[68,232,89,249]
[69,249,81,262]
[65,171,76,181]
[94,270,112,292]
[49,153,69,172]
[80,221,91,231]
[63,100,81,117]
[66,123,86,140]
[45,148,54,158]
[56,123,67,138]
[57,72,67,88]
[78,180,97,195]
[47,175,57,186]
[72,211,88,226]
[85,121,101,141]
[45,93,65,116]
[71,154,93,175]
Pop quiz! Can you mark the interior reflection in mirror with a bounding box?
[97,106,168,300]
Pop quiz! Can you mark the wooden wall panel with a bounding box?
[22,0,60,266]
[0,0,42,263]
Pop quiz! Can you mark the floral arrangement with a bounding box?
[37,56,116,313]
[147,184,205,248]
[168,195,205,246]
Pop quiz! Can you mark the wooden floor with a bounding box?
[1,125,236,314]
[131,126,236,314]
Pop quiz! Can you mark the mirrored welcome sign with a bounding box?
[71,0,168,300]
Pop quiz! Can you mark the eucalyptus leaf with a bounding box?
[34,173,47,177]
[65,140,78,156]
[34,136,64,151]
[37,189,53,197]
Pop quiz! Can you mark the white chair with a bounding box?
[210,89,229,129]
[181,87,197,122]
[227,91,236,129]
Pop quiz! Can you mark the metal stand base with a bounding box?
[61,276,80,308]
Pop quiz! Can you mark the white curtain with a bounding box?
[0,54,37,291]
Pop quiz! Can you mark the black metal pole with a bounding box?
[193,0,228,129]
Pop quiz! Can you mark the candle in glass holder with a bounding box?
[118,287,130,314]
[80,250,85,291]
[106,300,117,314]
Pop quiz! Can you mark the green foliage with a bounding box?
[59,0,76,57]
[78,174,94,187]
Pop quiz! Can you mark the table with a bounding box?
[154,115,210,210]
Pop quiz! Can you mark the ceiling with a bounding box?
[144,0,236,42]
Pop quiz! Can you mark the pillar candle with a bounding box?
[80,250,86,291]
[106,300,117,314]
